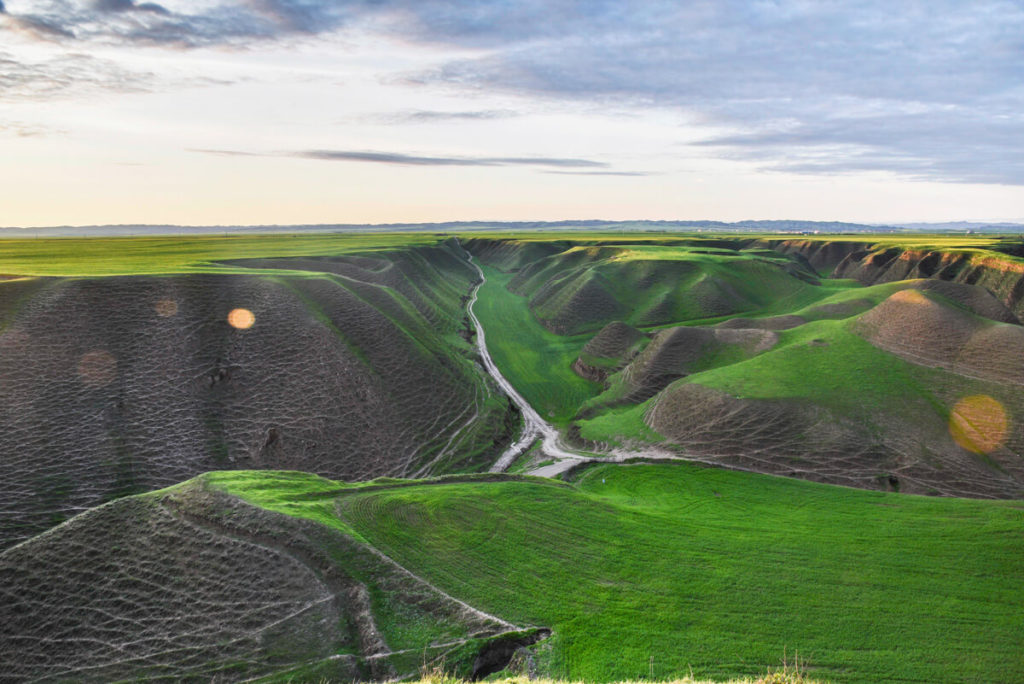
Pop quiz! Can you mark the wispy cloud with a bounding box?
[0,49,231,100]
[545,170,652,177]
[0,50,153,99]
[0,0,364,46]
[0,120,63,137]
[196,147,607,169]
[365,109,519,125]
[401,1,1024,185]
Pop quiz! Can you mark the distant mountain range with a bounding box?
[2,219,1023,237]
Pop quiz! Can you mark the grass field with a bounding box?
[0,231,1019,277]
[0,233,447,275]
[212,464,1024,683]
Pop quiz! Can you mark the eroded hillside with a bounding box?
[467,236,1024,498]
[0,241,517,549]
[0,473,543,682]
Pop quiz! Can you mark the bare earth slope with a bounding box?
[0,245,515,549]
[758,236,1024,318]
[645,289,1024,498]
[0,474,531,683]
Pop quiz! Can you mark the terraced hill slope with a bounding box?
[2,465,1020,683]
[0,238,516,549]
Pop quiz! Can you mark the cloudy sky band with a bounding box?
[1,0,1022,225]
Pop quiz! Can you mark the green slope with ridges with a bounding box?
[577,299,1021,448]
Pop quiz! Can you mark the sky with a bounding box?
[2,0,1024,227]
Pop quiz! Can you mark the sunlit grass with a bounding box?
[212,463,1024,683]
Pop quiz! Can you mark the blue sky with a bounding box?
[2,0,1023,226]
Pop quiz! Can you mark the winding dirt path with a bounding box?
[460,245,678,476]
[462,252,588,474]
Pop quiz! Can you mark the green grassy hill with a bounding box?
[3,465,1019,682]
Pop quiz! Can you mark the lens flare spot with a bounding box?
[227,308,255,330]
[949,395,1008,455]
[77,350,118,387]
[155,299,178,317]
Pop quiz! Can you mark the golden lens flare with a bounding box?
[949,395,1008,455]
[154,299,178,317]
[227,308,255,330]
[77,350,118,388]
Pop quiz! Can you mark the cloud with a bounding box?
[401,0,1024,185]
[367,109,519,125]
[0,49,232,100]
[196,147,607,169]
[3,1,1022,185]
[694,105,1024,185]
[94,0,169,15]
[0,120,63,137]
[544,170,653,177]
[0,50,154,99]
[0,0,352,46]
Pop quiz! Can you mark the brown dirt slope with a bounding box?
[832,246,1024,319]
[0,477,518,682]
[646,381,1024,499]
[855,288,1024,385]
[619,326,778,403]
[745,238,865,275]
[0,246,514,550]
[573,321,649,382]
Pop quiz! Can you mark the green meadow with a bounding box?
[0,233,446,276]
[473,264,602,424]
[211,463,1024,683]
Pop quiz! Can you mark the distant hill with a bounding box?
[0,219,911,237]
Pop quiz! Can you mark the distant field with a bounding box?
[0,233,447,275]
[0,230,1018,276]
[212,463,1024,683]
